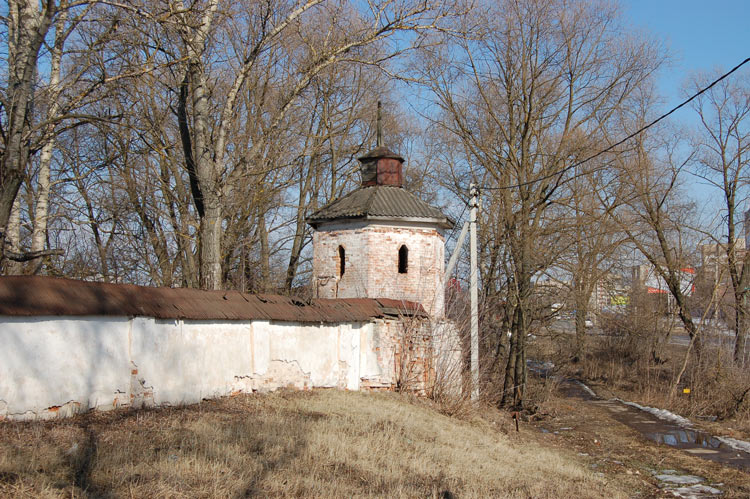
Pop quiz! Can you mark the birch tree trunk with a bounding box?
[4,199,23,274]
[27,8,68,273]
[1,0,55,263]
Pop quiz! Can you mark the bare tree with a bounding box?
[423,0,662,407]
[1,0,145,269]
[557,156,628,361]
[1,0,59,264]
[611,112,702,358]
[689,69,750,365]
[131,0,452,290]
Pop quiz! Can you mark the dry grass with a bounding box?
[0,389,620,498]
[530,328,750,439]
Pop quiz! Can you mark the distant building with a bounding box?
[591,273,630,313]
[699,238,746,287]
[631,263,695,296]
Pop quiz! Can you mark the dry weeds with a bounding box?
[530,329,750,439]
[0,389,620,498]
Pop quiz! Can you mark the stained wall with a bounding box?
[0,316,413,421]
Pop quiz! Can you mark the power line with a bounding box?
[479,56,750,191]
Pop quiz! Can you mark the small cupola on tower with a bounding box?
[359,147,405,187]
[359,101,404,187]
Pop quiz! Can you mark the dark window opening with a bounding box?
[338,246,346,276]
[398,245,408,274]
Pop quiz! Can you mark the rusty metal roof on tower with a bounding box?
[307,185,453,229]
[0,276,426,322]
[358,146,404,162]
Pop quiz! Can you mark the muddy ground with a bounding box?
[503,377,750,498]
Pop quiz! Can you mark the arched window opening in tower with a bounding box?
[338,246,346,276]
[398,245,408,274]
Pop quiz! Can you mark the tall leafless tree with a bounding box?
[423,0,662,407]
[128,0,452,290]
[689,69,750,365]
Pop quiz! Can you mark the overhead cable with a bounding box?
[479,56,750,191]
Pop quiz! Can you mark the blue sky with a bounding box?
[623,1,750,215]
[623,0,749,121]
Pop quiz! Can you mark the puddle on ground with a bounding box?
[527,361,750,471]
[591,395,750,471]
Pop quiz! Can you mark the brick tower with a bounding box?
[307,146,453,318]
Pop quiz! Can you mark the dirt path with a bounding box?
[517,378,750,498]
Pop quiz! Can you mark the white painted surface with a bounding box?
[0,317,132,418]
[0,315,423,420]
[131,317,255,405]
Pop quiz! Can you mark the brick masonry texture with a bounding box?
[312,222,445,318]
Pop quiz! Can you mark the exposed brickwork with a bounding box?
[312,221,445,318]
[359,318,434,394]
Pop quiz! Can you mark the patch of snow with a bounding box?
[616,399,693,426]
[656,469,678,475]
[575,380,597,398]
[656,474,703,484]
[715,436,750,454]
[668,484,722,498]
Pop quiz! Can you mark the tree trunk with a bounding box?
[573,287,591,361]
[199,199,223,290]
[28,8,66,274]
[285,156,316,291]
[1,0,54,263]
[735,309,748,366]
[258,213,271,292]
[500,312,517,408]
[512,279,529,407]
[187,58,223,290]
[4,198,23,275]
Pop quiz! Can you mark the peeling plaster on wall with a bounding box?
[231,374,256,395]
[3,400,84,421]
[338,360,350,389]
[250,359,313,392]
[359,320,395,389]
[112,389,127,410]
[0,314,456,420]
[128,362,154,409]
[42,400,82,419]
[0,316,131,420]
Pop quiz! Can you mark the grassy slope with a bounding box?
[0,389,621,498]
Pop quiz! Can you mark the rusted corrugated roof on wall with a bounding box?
[0,276,426,322]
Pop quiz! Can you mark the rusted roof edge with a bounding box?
[0,276,428,323]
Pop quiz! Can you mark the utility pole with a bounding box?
[470,183,479,402]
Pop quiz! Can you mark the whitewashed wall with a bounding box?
[0,316,397,421]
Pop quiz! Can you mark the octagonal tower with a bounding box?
[307,146,453,318]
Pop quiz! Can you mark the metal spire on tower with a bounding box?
[376,100,382,147]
